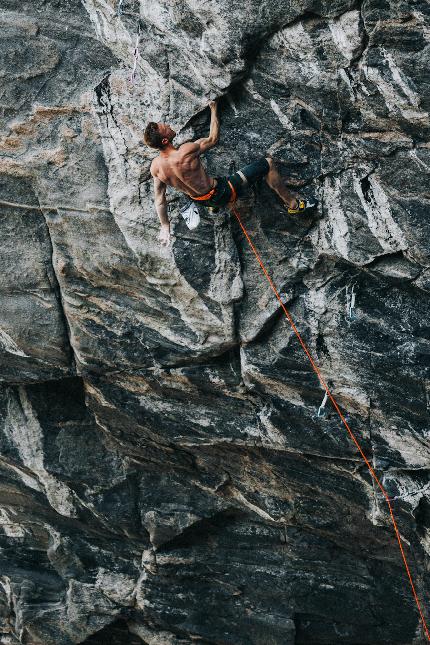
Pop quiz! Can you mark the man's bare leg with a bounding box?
[265,157,298,209]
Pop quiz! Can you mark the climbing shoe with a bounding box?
[287,198,317,215]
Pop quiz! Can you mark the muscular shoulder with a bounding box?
[150,157,160,177]
[178,141,200,157]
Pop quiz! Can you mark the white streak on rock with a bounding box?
[364,65,399,114]
[0,328,29,357]
[228,488,278,522]
[305,288,327,340]
[379,425,430,470]
[271,23,322,87]
[128,621,182,645]
[226,94,239,117]
[353,173,407,253]
[3,461,41,492]
[329,10,361,63]
[339,68,355,99]
[364,53,427,120]
[270,99,294,131]
[389,479,430,504]
[410,149,430,170]
[4,388,77,517]
[257,406,288,448]
[322,177,350,259]
[0,509,26,538]
[81,0,133,59]
[383,50,420,108]
[243,78,266,104]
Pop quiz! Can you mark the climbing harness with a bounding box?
[191,185,217,202]
[130,24,141,83]
[229,202,430,641]
[191,179,237,207]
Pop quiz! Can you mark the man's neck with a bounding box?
[160,143,176,156]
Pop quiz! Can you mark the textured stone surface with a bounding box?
[0,0,429,643]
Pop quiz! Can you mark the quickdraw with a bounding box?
[130,24,141,83]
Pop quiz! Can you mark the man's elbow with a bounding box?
[204,136,219,150]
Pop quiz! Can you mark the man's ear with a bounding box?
[162,137,169,146]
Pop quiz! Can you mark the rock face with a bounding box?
[0,0,429,643]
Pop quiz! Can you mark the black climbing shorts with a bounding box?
[193,157,270,208]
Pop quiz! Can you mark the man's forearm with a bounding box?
[208,102,220,143]
[155,200,169,226]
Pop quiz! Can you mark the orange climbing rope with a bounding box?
[230,204,430,641]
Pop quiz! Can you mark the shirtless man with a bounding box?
[145,99,314,246]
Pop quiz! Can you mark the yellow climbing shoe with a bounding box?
[287,198,317,215]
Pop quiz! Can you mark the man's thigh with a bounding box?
[228,157,270,194]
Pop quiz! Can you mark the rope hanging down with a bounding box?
[230,204,430,641]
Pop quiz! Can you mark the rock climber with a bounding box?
[144,98,315,246]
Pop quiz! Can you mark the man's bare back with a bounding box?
[150,141,215,198]
[143,100,313,246]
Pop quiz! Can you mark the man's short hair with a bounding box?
[144,122,165,149]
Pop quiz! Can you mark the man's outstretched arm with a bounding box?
[153,177,170,246]
[195,100,220,152]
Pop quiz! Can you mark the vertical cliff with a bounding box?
[0,0,429,643]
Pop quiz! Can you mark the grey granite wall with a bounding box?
[0,0,429,643]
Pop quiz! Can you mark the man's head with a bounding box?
[143,122,176,150]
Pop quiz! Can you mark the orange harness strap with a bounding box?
[227,179,237,205]
[191,187,217,202]
[230,203,430,642]
[192,180,237,205]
